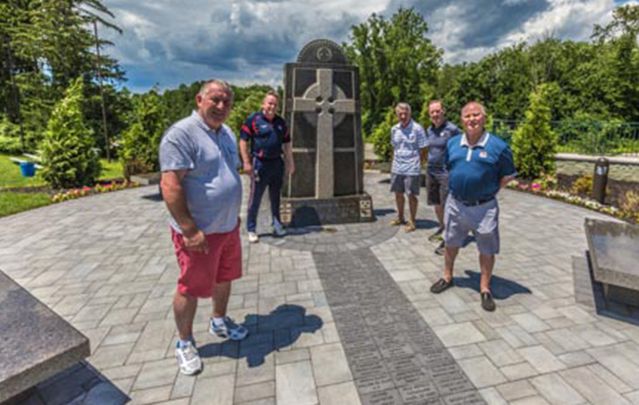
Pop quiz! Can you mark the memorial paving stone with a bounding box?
[312,249,484,404]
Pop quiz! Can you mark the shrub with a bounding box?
[620,190,639,219]
[511,83,558,179]
[0,136,23,154]
[120,90,169,178]
[40,78,101,188]
[0,117,23,154]
[370,107,396,162]
[571,174,593,195]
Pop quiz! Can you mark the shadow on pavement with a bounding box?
[8,362,129,405]
[199,304,323,367]
[454,270,532,299]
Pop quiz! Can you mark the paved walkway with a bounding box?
[2,172,639,404]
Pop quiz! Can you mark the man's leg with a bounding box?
[479,254,495,293]
[267,160,284,226]
[434,204,444,230]
[395,192,405,221]
[247,174,268,235]
[408,194,418,223]
[444,246,459,282]
[212,281,231,318]
[174,291,198,340]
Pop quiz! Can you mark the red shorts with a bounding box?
[171,223,242,298]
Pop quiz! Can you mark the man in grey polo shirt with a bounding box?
[160,79,248,376]
[425,100,462,255]
[389,102,428,232]
[429,101,516,312]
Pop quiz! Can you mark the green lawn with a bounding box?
[0,154,123,217]
[0,153,47,189]
[0,153,123,189]
[100,158,123,180]
[0,192,51,218]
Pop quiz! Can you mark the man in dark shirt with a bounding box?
[239,90,295,243]
[424,100,462,255]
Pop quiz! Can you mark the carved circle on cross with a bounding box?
[316,46,333,62]
[301,83,348,127]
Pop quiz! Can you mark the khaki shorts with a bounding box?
[426,171,448,206]
[444,195,500,255]
[390,174,420,195]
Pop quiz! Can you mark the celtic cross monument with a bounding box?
[280,39,373,226]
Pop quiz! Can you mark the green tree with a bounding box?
[370,106,396,162]
[511,83,558,179]
[343,8,441,135]
[227,91,263,136]
[40,77,101,188]
[120,90,169,178]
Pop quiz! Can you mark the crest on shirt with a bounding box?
[479,151,488,159]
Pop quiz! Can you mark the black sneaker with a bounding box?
[481,292,496,312]
[430,278,453,294]
[428,227,444,242]
[434,241,445,256]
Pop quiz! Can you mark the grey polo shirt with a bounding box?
[159,111,242,234]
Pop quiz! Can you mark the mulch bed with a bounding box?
[557,173,638,208]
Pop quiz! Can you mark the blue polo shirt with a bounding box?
[426,120,461,172]
[240,112,290,160]
[445,132,516,202]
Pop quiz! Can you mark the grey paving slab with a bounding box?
[1,171,639,404]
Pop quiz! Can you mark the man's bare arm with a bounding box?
[283,142,295,176]
[239,139,252,175]
[161,170,208,253]
[500,175,516,189]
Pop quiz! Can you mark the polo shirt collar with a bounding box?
[191,111,225,135]
[460,131,490,148]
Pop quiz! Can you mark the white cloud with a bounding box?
[98,0,623,91]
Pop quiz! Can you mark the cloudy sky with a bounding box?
[99,0,634,92]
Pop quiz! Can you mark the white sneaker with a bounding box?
[175,341,202,375]
[248,232,259,243]
[272,221,286,237]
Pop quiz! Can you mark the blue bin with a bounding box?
[20,162,36,177]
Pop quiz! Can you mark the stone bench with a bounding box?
[0,269,90,402]
[583,218,639,306]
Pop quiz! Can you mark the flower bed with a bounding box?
[51,180,139,203]
[507,178,638,224]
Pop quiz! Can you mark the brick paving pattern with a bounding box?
[1,171,639,404]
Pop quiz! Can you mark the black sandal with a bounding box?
[481,291,496,312]
[430,278,453,294]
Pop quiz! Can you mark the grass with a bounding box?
[0,192,51,218]
[0,153,47,189]
[0,153,123,189]
[100,158,123,180]
[0,153,123,217]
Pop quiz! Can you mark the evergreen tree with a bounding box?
[120,90,169,178]
[370,107,397,162]
[40,77,101,188]
[511,83,558,179]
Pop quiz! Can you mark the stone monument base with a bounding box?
[603,284,639,307]
[280,194,374,227]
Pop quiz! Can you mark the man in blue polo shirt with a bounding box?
[389,102,428,233]
[239,90,295,243]
[429,101,516,312]
[425,100,462,255]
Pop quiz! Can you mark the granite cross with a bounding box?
[293,69,356,198]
